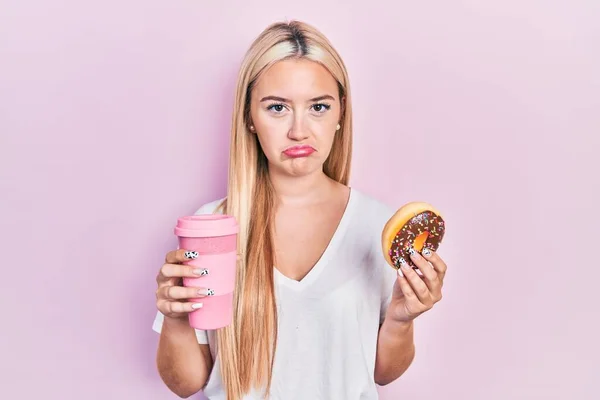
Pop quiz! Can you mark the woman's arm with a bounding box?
[374,317,416,385]
[156,316,213,398]
[374,247,448,385]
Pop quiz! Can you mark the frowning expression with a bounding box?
[249,58,342,177]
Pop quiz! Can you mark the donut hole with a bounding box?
[413,232,429,252]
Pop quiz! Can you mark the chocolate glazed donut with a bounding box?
[382,202,447,270]
[389,210,446,268]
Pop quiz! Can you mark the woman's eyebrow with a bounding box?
[259,94,335,102]
[309,95,335,102]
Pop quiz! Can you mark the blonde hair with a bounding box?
[216,20,353,399]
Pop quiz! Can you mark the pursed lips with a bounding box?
[282,145,316,157]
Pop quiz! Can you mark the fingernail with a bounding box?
[398,257,410,271]
[193,268,209,276]
[396,257,407,268]
[397,268,404,277]
[408,247,420,259]
[192,303,203,309]
[397,257,411,272]
[422,248,432,257]
[184,251,198,259]
[198,288,215,296]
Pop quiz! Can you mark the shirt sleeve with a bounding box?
[379,262,398,324]
[151,198,225,344]
[375,201,399,324]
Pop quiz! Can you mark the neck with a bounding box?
[268,168,333,206]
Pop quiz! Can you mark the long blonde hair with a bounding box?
[216,20,353,399]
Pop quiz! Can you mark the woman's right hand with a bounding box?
[155,249,211,320]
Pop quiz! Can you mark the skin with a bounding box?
[374,248,447,384]
[248,58,349,281]
[155,249,214,398]
[154,58,448,396]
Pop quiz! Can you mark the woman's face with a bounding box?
[249,58,342,178]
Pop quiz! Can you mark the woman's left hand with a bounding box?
[386,248,447,323]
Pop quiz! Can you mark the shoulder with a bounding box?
[193,197,226,215]
[350,188,396,231]
[347,188,400,308]
[345,187,398,257]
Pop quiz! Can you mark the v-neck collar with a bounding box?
[273,187,358,291]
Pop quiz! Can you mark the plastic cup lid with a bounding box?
[174,214,239,237]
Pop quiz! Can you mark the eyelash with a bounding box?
[266,103,331,113]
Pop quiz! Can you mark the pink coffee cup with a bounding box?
[174,214,238,330]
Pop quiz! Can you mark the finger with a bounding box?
[408,248,442,297]
[396,272,418,302]
[399,260,433,306]
[158,299,203,314]
[158,263,207,280]
[422,248,447,282]
[165,249,199,264]
[396,270,426,319]
[158,285,214,300]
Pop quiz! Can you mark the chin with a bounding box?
[274,158,323,177]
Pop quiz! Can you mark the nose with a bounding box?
[287,114,309,141]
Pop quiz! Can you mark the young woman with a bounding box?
[153,20,447,400]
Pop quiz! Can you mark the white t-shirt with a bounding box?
[153,187,399,399]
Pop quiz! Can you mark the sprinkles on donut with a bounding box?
[381,202,446,269]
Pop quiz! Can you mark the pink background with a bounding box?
[1,0,598,399]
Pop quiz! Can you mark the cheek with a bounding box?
[251,106,286,131]
[251,111,280,149]
[255,128,283,158]
[310,120,337,144]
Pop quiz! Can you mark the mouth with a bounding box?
[282,145,316,158]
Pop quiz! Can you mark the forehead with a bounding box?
[253,58,338,100]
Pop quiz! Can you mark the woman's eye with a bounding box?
[312,103,331,113]
[267,104,285,113]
